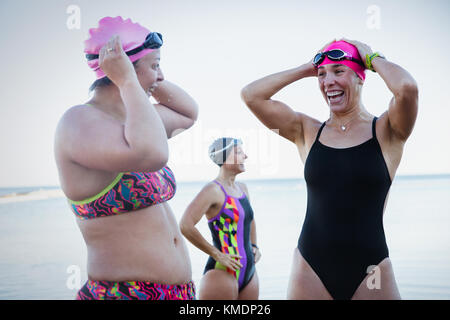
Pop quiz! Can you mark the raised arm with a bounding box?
[55,35,168,173]
[179,184,243,272]
[151,80,199,138]
[372,58,418,141]
[240,63,317,144]
[344,39,418,141]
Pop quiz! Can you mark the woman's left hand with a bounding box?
[340,38,374,69]
[253,247,261,263]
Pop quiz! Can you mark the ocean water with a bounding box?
[0,176,449,300]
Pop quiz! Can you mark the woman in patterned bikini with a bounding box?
[54,16,198,300]
[180,138,261,300]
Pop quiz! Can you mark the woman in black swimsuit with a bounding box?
[241,39,418,299]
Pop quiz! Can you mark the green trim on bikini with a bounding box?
[68,173,124,205]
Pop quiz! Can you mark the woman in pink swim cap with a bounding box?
[54,16,198,300]
[242,39,418,300]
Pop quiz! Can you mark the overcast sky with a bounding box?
[0,0,449,187]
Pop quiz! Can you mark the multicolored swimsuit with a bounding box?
[204,180,255,291]
[68,166,195,300]
[69,166,176,220]
[76,279,195,300]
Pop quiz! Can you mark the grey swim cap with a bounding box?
[208,137,242,167]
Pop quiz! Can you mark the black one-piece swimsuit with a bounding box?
[298,116,391,300]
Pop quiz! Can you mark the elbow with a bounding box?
[395,79,418,101]
[137,145,169,172]
[240,86,254,106]
[241,86,260,111]
[190,102,199,122]
[149,149,169,171]
[179,219,191,238]
[241,85,265,109]
[179,222,187,237]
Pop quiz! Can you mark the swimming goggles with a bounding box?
[313,49,365,68]
[86,32,163,61]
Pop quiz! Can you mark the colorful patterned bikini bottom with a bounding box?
[76,279,196,300]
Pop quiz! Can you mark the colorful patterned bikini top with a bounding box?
[69,166,176,220]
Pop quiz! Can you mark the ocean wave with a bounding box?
[0,189,65,204]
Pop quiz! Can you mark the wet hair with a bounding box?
[89,60,140,92]
[208,137,242,167]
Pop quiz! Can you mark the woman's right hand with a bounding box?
[213,251,243,271]
[303,60,318,78]
[98,35,138,88]
[305,39,337,77]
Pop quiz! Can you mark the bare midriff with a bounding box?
[77,202,192,284]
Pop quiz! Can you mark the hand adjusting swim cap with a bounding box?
[85,32,163,61]
[84,16,162,79]
[313,40,366,81]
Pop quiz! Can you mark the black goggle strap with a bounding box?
[85,32,163,61]
[222,138,227,164]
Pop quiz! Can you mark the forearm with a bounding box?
[250,220,257,246]
[181,224,221,260]
[151,80,199,121]
[372,57,418,98]
[119,80,169,162]
[241,63,315,102]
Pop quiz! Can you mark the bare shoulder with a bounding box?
[199,181,225,203]
[294,112,322,145]
[236,181,250,199]
[57,104,107,130]
[376,111,406,147]
[55,104,120,156]
[56,105,101,138]
[236,181,249,192]
[55,105,93,150]
[293,113,323,162]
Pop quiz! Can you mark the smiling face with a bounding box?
[134,49,164,96]
[318,63,363,113]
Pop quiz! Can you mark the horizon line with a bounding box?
[1,173,450,189]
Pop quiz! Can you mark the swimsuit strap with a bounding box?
[372,116,378,139]
[213,180,245,198]
[213,180,229,197]
[316,117,377,142]
[314,121,327,143]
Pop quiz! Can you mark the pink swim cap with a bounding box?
[84,16,156,79]
[317,40,366,81]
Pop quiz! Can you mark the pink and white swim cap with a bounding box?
[84,16,157,79]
